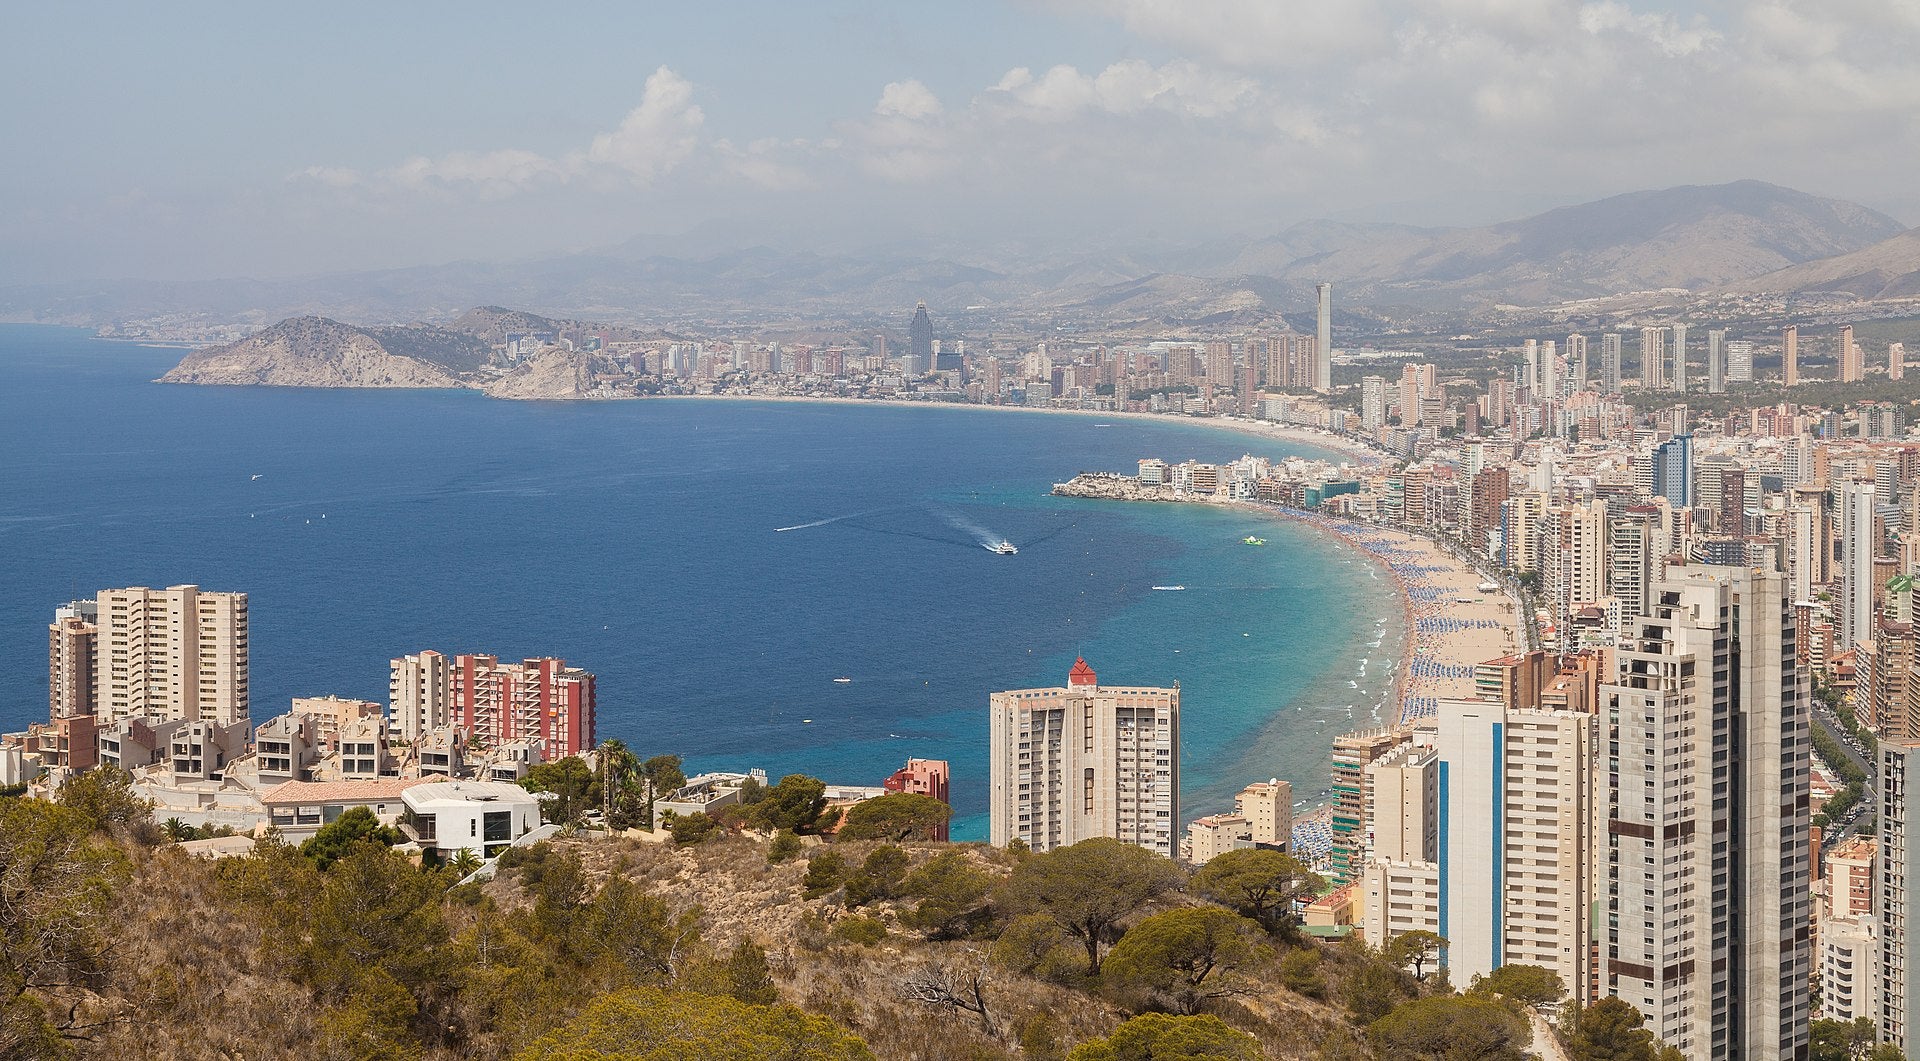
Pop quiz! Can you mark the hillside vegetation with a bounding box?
[4,768,1687,1060]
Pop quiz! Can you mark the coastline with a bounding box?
[1263,509,1525,726]
[657,393,1388,468]
[1138,492,1525,732]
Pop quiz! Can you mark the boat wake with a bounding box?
[775,508,884,533]
[937,509,1010,550]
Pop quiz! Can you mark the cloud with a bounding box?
[282,3,1920,244]
[875,80,943,120]
[579,67,704,180]
[295,65,704,194]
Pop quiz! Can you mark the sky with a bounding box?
[5,0,1919,285]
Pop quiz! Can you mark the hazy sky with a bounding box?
[6,1,1918,284]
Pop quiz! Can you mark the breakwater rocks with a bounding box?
[1051,473,1216,503]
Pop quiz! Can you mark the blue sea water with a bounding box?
[0,324,1400,839]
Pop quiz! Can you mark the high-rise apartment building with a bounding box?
[1640,327,1669,390]
[1882,740,1920,1052]
[1314,283,1333,393]
[450,655,596,760]
[988,658,1179,857]
[1434,695,1598,1003]
[1840,324,1861,383]
[93,585,249,726]
[1601,565,1809,1060]
[1670,323,1688,392]
[391,650,453,743]
[1894,342,1907,382]
[1707,328,1726,393]
[48,600,98,722]
[1602,333,1624,394]
[1361,375,1386,431]
[1728,339,1754,383]
[1650,434,1693,508]
[1784,325,1800,386]
[1840,479,1879,654]
[1825,836,1879,1025]
[1567,333,1590,390]
[1329,728,1407,884]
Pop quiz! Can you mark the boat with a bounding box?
[1243,536,1266,546]
[833,677,852,684]
[986,540,1018,555]
[1151,585,1186,591]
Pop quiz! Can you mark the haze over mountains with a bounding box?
[6,180,1915,330]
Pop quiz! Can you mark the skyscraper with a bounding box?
[1314,282,1333,393]
[1882,740,1920,1052]
[1728,339,1754,383]
[1640,327,1669,390]
[1650,433,1692,508]
[450,654,597,759]
[1361,375,1386,430]
[94,585,249,726]
[1707,328,1726,393]
[1566,333,1589,389]
[988,658,1179,857]
[1601,333,1623,394]
[48,599,98,723]
[909,301,936,373]
[1840,324,1861,383]
[1669,322,1687,392]
[1894,342,1907,381]
[390,649,453,743]
[1783,325,1799,386]
[1840,479,1878,654]
[1433,694,1597,1003]
[1602,565,1808,1059]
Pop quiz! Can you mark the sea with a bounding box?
[0,324,1402,839]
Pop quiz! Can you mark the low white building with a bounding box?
[400,779,540,859]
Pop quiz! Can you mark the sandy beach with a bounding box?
[680,392,1388,469]
[1267,509,1527,727]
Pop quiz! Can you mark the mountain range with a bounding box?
[8,180,1916,330]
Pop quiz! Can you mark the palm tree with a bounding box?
[597,738,639,824]
[161,818,193,842]
[450,848,484,877]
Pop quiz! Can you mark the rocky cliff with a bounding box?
[158,311,619,399]
[158,316,470,389]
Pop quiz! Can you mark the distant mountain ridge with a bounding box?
[10,180,1909,328]
[1726,228,1920,299]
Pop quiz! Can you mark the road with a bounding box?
[1810,699,1876,841]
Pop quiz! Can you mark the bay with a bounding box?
[0,324,1400,839]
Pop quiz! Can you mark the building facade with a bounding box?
[988,658,1179,857]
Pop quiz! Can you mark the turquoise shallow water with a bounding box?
[0,325,1401,839]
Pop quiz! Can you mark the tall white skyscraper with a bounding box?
[1567,333,1589,390]
[1602,565,1809,1060]
[1707,328,1726,393]
[1361,375,1386,430]
[1670,322,1688,392]
[390,649,453,743]
[1641,327,1669,390]
[989,658,1179,857]
[1432,695,1597,1003]
[1314,282,1333,393]
[1882,740,1920,1052]
[1602,333,1624,394]
[1840,479,1879,653]
[1727,340,1754,383]
[94,585,249,726]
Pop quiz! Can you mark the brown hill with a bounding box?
[1723,227,1920,299]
